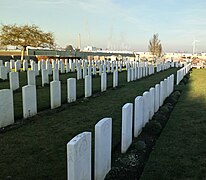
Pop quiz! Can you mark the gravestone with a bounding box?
[101,73,107,92]
[107,62,111,73]
[27,70,36,85]
[67,132,91,180]
[143,91,150,126]
[99,65,102,76]
[23,60,28,71]
[127,68,131,82]
[85,75,92,98]
[10,60,15,69]
[103,65,107,73]
[67,78,76,103]
[38,61,42,71]
[0,66,7,80]
[50,81,61,109]
[83,66,87,79]
[42,69,49,87]
[22,85,37,119]
[159,81,164,106]
[0,89,14,128]
[131,68,134,81]
[35,64,39,76]
[77,66,82,80]
[88,66,92,76]
[5,62,10,73]
[47,64,52,75]
[71,62,75,72]
[154,84,160,112]
[134,96,143,137]
[53,69,59,81]
[93,66,96,75]
[113,70,118,88]
[66,63,70,73]
[60,63,65,74]
[9,72,19,91]
[0,60,3,66]
[95,118,112,180]
[149,87,155,119]
[121,103,133,153]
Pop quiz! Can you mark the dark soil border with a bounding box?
[105,71,191,180]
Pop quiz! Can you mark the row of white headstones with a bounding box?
[0,59,181,81]
[67,73,176,180]
[67,63,192,180]
[0,59,175,128]
[0,60,179,91]
[176,63,192,85]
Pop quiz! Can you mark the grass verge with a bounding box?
[140,69,206,180]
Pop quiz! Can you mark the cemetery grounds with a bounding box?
[0,68,178,179]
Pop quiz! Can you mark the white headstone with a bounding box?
[93,66,96,75]
[67,132,91,180]
[121,103,133,153]
[0,60,3,66]
[42,69,49,87]
[149,87,155,119]
[10,60,15,69]
[22,85,37,119]
[23,60,28,71]
[134,96,143,137]
[27,70,36,85]
[83,66,87,79]
[113,70,118,88]
[101,73,107,92]
[60,63,65,74]
[5,62,10,73]
[50,81,61,109]
[38,61,42,71]
[47,64,52,75]
[154,84,160,112]
[95,118,112,180]
[9,72,19,91]
[127,68,131,82]
[99,65,102,76]
[87,66,92,76]
[159,81,164,106]
[0,89,14,128]
[143,91,150,126]
[131,68,134,81]
[66,63,70,73]
[77,66,82,80]
[0,66,7,80]
[35,64,39,76]
[53,69,59,81]
[67,78,76,103]
[85,75,92,98]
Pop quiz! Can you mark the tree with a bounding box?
[0,24,54,60]
[65,45,74,51]
[148,33,162,59]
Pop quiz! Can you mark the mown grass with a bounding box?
[0,68,177,179]
[141,68,206,180]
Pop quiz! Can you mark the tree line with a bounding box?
[0,24,162,60]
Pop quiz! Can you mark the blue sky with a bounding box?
[0,0,206,52]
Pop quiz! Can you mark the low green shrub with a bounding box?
[133,140,146,151]
[144,120,162,135]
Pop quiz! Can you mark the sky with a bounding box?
[0,0,206,52]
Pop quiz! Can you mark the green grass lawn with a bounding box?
[141,68,206,180]
[0,68,177,179]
